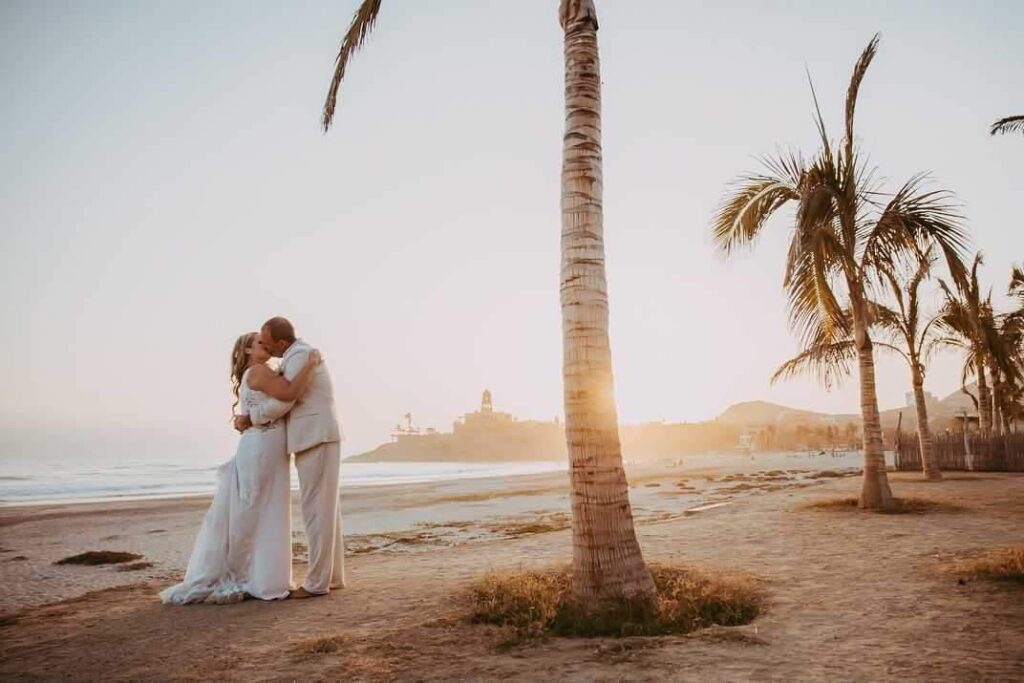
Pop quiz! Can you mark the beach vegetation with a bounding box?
[469,564,761,644]
[800,496,963,514]
[55,551,143,566]
[952,546,1024,583]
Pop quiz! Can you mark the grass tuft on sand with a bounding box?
[469,564,762,643]
[55,551,143,566]
[953,546,1024,584]
[800,496,963,514]
[293,634,347,655]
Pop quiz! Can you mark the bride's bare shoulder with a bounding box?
[245,364,274,386]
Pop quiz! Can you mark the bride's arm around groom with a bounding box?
[245,346,320,427]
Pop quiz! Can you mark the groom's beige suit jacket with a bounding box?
[247,339,343,454]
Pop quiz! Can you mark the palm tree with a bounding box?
[713,35,968,510]
[938,254,993,434]
[990,116,1024,136]
[321,0,655,604]
[773,253,948,479]
[872,252,947,479]
[992,267,1024,432]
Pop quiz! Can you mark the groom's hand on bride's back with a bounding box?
[233,415,252,433]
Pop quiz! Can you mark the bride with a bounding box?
[160,332,320,605]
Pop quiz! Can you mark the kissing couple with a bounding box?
[160,316,345,604]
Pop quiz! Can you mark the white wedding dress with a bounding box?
[160,369,293,604]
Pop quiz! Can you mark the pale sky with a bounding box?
[1,0,1021,459]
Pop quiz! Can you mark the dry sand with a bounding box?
[1,469,1022,681]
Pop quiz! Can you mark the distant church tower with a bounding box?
[481,389,493,414]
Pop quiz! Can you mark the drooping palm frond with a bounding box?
[990,115,1024,136]
[960,382,979,411]
[711,152,803,253]
[783,229,849,347]
[322,0,383,132]
[860,173,968,288]
[780,155,851,346]
[772,339,857,389]
[936,278,975,343]
[867,298,907,345]
[772,306,857,388]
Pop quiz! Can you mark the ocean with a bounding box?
[0,455,568,506]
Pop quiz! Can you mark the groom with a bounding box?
[234,316,345,598]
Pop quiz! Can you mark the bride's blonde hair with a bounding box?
[230,332,258,413]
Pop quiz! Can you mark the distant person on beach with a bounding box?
[234,317,346,598]
[160,329,322,604]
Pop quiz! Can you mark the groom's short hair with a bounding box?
[262,316,296,344]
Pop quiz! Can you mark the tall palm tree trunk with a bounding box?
[559,0,655,605]
[976,359,992,434]
[988,361,1003,436]
[911,364,941,480]
[854,316,895,509]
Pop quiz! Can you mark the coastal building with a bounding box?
[453,389,515,433]
[351,390,566,463]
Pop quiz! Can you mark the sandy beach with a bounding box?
[1,459,1022,681]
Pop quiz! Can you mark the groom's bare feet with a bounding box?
[289,587,326,600]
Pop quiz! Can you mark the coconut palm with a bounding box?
[713,34,969,509]
[321,0,654,604]
[872,252,947,479]
[990,116,1024,136]
[991,269,1024,432]
[772,253,948,479]
[938,254,994,434]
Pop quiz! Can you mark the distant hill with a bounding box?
[349,388,987,463]
[718,385,981,431]
[715,401,857,426]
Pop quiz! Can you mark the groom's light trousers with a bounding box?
[295,441,346,594]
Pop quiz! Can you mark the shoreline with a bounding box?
[0,448,871,510]
[0,456,865,613]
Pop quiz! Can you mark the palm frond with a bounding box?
[990,115,1024,136]
[920,316,950,365]
[782,182,849,347]
[861,173,968,288]
[806,69,833,164]
[322,0,383,132]
[873,340,910,364]
[867,298,908,344]
[1010,264,1024,307]
[711,153,803,253]
[772,339,857,389]
[844,34,880,165]
[960,382,979,411]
